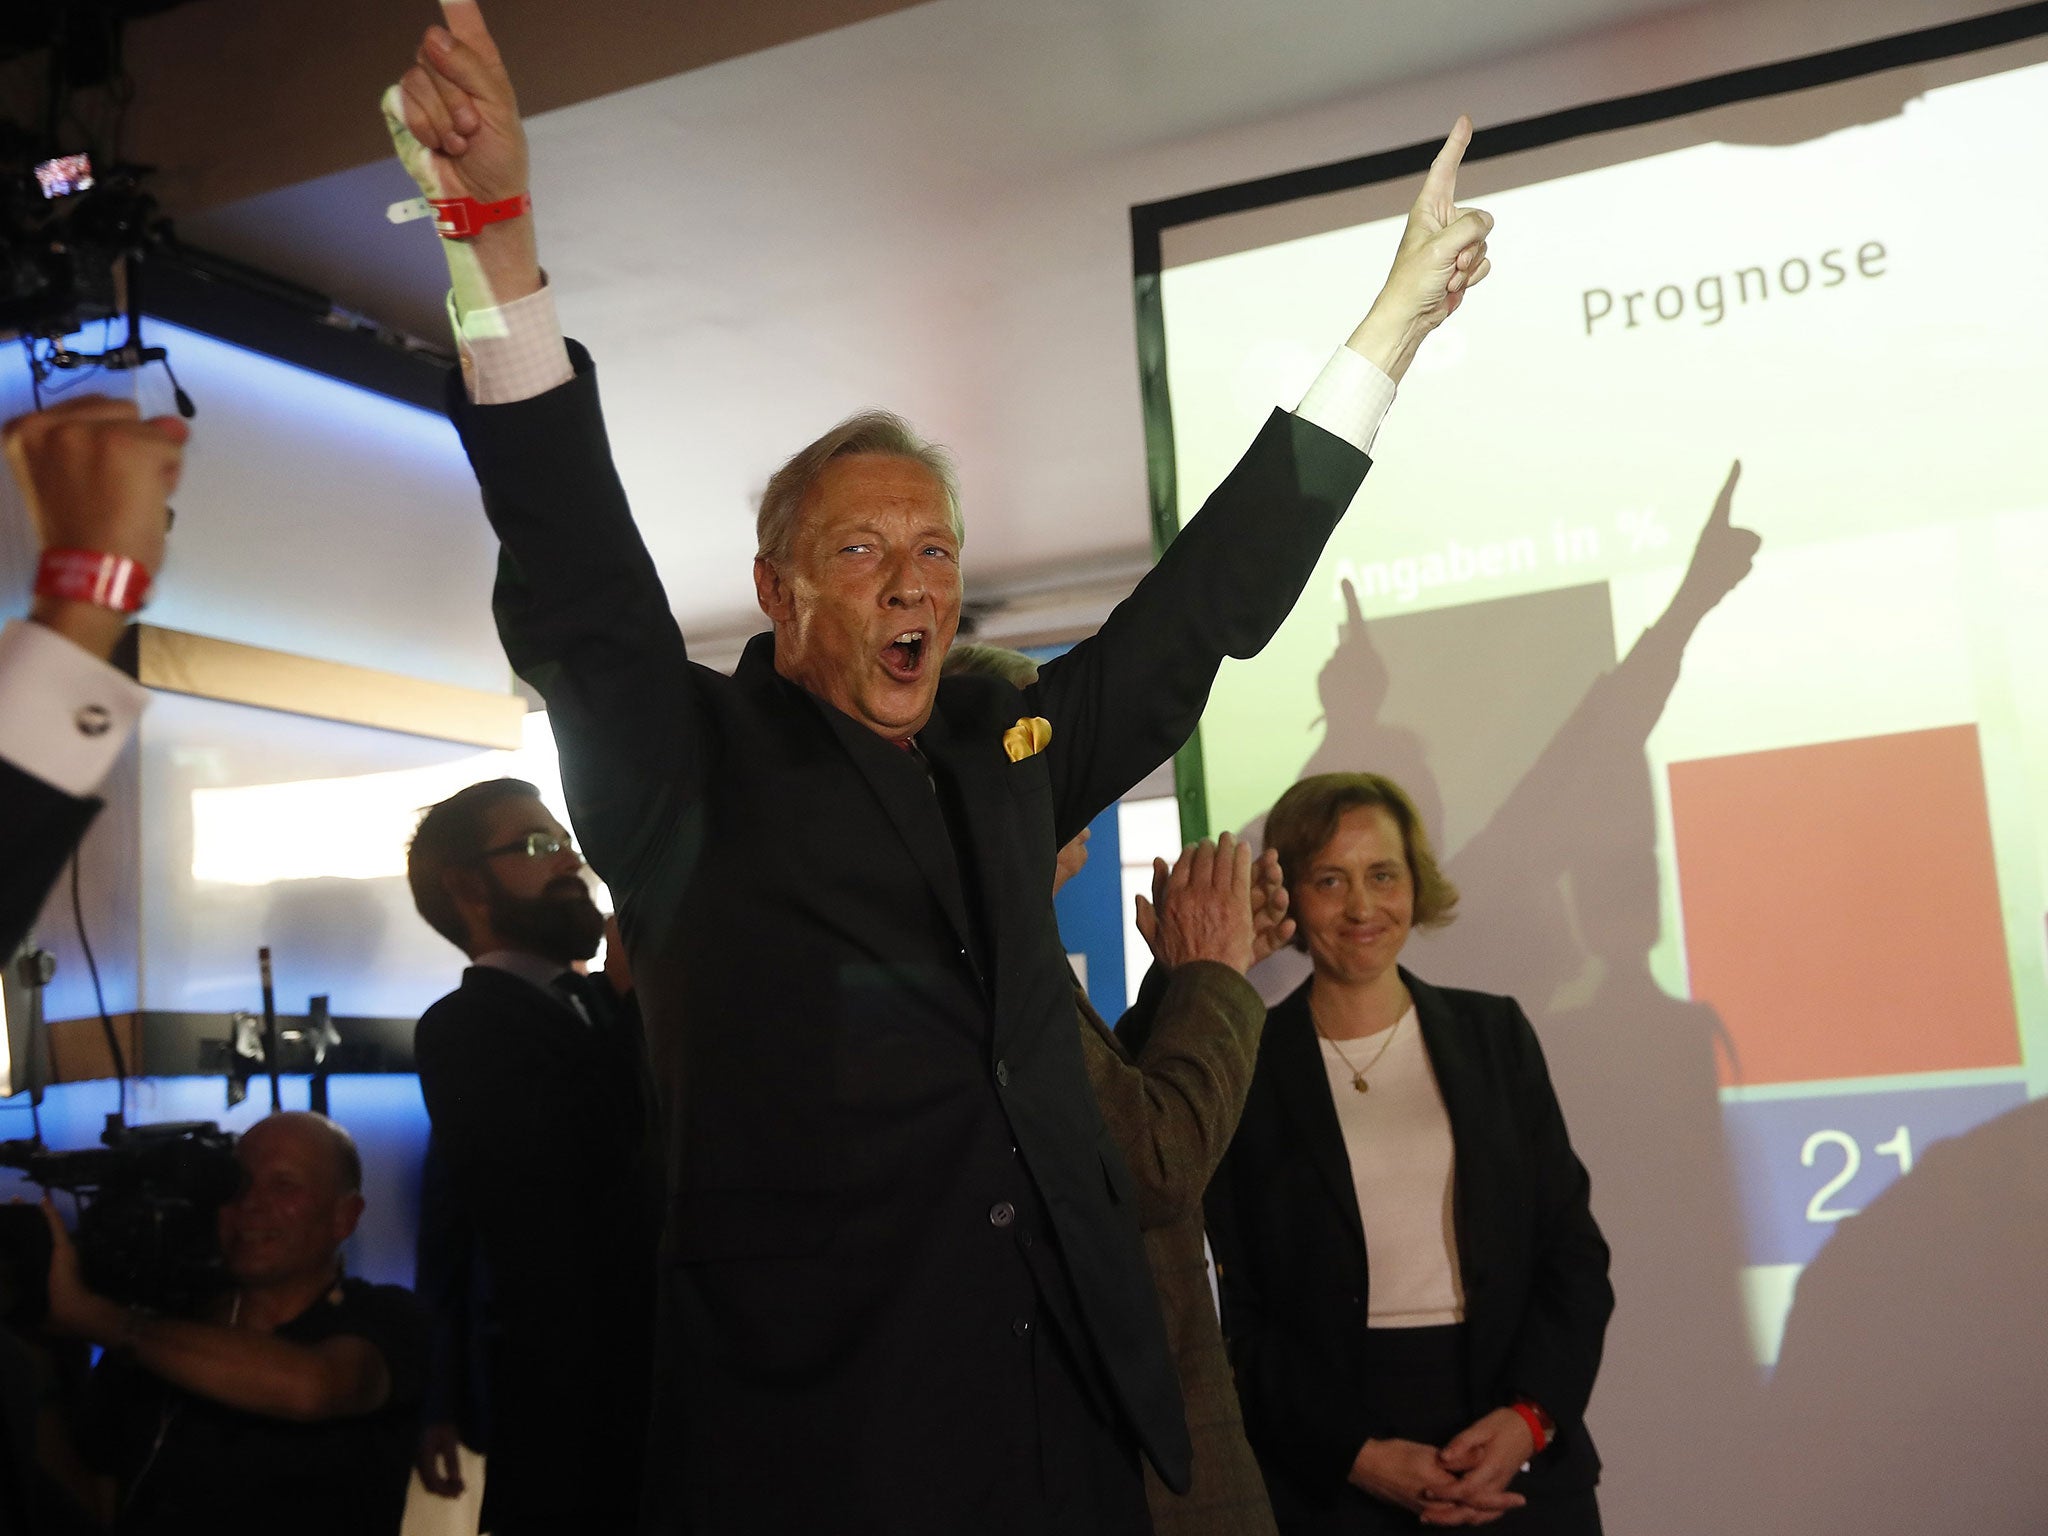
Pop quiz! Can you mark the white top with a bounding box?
[1319,1005,1466,1327]
[449,281,1399,455]
[0,618,148,798]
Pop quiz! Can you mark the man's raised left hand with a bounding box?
[1346,115,1494,382]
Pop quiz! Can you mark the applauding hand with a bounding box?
[1248,847,1295,963]
[1135,832,1258,975]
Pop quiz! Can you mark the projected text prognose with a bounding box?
[1583,239,1886,335]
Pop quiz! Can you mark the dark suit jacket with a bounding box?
[1206,971,1612,1525]
[412,1132,493,1453]
[1080,964,1277,1536]
[412,965,660,1535]
[447,343,1369,1532]
[0,759,98,960]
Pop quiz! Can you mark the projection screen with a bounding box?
[1136,9,2048,1533]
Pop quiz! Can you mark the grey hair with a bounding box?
[941,643,1039,689]
[755,410,965,564]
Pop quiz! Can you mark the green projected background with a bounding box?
[1150,31,2048,1535]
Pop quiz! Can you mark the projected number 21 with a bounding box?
[1801,1126,1913,1222]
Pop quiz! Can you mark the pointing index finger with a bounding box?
[1420,114,1474,206]
[429,0,509,100]
[437,0,502,65]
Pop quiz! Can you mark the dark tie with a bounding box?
[550,970,611,1029]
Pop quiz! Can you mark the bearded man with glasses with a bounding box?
[404,776,661,1535]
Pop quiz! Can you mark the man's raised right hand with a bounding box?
[385,0,541,304]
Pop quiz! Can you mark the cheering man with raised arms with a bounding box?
[385,5,1492,1531]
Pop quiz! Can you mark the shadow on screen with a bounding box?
[1755,1094,2048,1536]
[1245,464,1768,1533]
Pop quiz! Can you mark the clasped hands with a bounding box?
[1350,1407,1536,1526]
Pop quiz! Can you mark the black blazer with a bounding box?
[412,1132,493,1453]
[447,344,1370,1532]
[412,965,660,1536]
[0,759,99,959]
[1206,971,1611,1516]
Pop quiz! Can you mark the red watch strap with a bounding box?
[35,548,152,613]
[430,193,532,240]
[1509,1401,1550,1455]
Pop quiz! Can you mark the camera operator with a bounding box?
[0,396,182,958]
[40,1112,426,1535]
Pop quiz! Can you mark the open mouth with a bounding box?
[880,629,927,682]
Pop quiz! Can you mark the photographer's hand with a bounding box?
[40,1198,126,1342]
[39,1200,391,1421]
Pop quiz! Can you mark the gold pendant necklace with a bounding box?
[1312,1005,1402,1093]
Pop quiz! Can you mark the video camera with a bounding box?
[0,1120,240,1328]
[0,124,168,339]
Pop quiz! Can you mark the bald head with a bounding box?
[241,1112,362,1195]
[221,1113,366,1290]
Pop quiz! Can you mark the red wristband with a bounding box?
[1509,1401,1550,1455]
[35,548,152,613]
[430,193,532,240]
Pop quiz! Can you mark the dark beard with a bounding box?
[486,876,606,965]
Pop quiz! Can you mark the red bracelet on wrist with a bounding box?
[430,192,531,240]
[35,548,152,613]
[1510,1401,1550,1455]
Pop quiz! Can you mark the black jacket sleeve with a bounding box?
[447,348,707,901]
[1497,1001,1613,1434]
[1032,411,1370,844]
[0,759,99,959]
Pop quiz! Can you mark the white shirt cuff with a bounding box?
[451,280,575,406]
[1295,346,1397,455]
[0,619,148,798]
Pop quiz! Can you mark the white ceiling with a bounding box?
[173,0,1995,644]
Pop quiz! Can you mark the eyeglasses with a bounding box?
[473,832,581,863]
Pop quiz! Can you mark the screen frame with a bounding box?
[1128,0,2048,841]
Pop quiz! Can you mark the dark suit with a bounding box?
[413,965,660,1535]
[1081,965,1277,1536]
[412,1133,493,1455]
[0,759,98,960]
[1206,971,1611,1534]
[447,344,1369,1533]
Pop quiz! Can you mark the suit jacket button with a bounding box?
[994,1059,1010,1088]
[989,1201,1016,1229]
[1012,1317,1033,1338]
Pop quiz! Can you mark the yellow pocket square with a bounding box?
[1003,716,1053,762]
